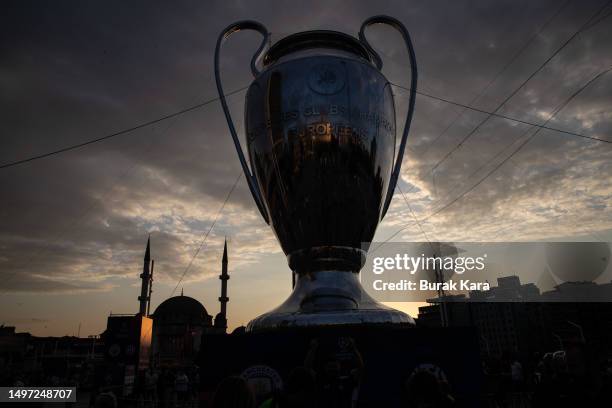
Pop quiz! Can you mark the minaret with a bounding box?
[146,260,154,316]
[138,236,152,315]
[215,239,229,331]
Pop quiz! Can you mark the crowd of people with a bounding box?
[206,337,456,408]
[481,349,612,407]
[206,343,612,408]
[88,367,200,408]
[209,367,455,408]
[4,340,612,407]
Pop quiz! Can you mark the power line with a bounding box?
[425,67,611,218]
[0,86,249,170]
[429,126,532,208]
[3,77,606,176]
[396,183,450,325]
[391,84,611,144]
[377,66,611,249]
[4,37,610,174]
[423,68,594,210]
[392,0,601,200]
[0,94,249,290]
[371,183,434,255]
[396,183,434,247]
[415,0,571,158]
[1,4,608,173]
[383,2,611,248]
[0,117,178,291]
[170,172,242,297]
[428,0,612,173]
[583,5,612,30]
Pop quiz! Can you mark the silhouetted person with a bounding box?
[144,368,158,405]
[260,366,317,408]
[175,370,190,407]
[533,353,556,406]
[212,376,256,408]
[596,359,612,405]
[404,370,455,408]
[94,392,117,408]
[157,369,166,408]
[510,357,523,391]
[305,337,363,408]
[287,366,317,408]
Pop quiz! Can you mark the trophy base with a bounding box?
[247,270,414,332]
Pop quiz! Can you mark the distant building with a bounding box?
[0,237,233,389]
[102,314,151,368]
[541,280,612,302]
[152,293,221,368]
[419,294,471,328]
[101,237,155,382]
[1,326,104,386]
[150,238,231,368]
[469,275,540,301]
[417,276,612,360]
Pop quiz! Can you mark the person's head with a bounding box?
[324,360,341,380]
[104,373,113,385]
[213,376,255,408]
[94,392,117,408]
[282,367,316,408]
[286,366,316,395]
[552,352,568,374]
[405,371,441,406]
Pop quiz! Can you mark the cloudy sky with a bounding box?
[1,0,611,336]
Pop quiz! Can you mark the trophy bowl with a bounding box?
[215,16,418,331]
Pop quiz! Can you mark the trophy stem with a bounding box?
[288,246,367,274]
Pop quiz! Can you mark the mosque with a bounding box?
[150,239,230,368]
[102,237,230,371]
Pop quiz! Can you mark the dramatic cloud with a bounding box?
[0,0,610,335]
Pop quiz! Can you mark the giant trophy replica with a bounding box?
[215,16,418,331]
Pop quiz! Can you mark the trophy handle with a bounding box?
[359,16,418,219]
[214,21,270,224]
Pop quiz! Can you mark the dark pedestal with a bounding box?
[198,326,482,407]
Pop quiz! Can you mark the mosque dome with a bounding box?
[153,295,211,325]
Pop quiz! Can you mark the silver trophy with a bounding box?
[215,16,418,331]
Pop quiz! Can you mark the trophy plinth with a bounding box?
[215,16,418,331]
[247,269,414,331]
